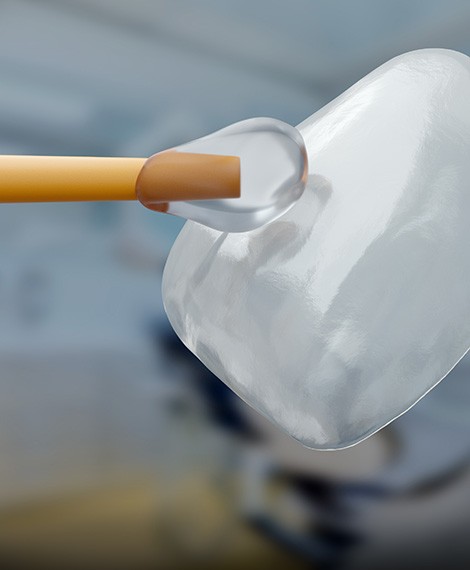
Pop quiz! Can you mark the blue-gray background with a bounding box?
[0,2,469,568]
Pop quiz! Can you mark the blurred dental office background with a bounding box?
[0,1,469,568]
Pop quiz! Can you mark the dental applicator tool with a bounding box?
[0,118,307,232]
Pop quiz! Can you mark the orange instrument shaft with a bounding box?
[0,153,240,204]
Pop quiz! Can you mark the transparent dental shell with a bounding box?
[162,49,470,450]
[166,118,307,232]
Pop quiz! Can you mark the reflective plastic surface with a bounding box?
[163,118,307,232]
[162,49,470,449]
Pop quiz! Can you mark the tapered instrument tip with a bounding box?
[136,151,240,212]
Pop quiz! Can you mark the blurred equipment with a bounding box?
[159,327,470,570]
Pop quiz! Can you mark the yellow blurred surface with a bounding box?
[0,477,307,570]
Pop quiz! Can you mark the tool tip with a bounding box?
[136,151,240,212]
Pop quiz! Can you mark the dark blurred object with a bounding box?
[158,326,261,441]
[158,324,470,570]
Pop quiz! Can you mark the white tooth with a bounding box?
[162,49,470,450]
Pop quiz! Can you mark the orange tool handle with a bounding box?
[0,153,240,204]
[0,155,145,202]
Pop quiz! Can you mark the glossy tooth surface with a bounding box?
[162,49,470,449]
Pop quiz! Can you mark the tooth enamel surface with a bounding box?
[162,49,470,450]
